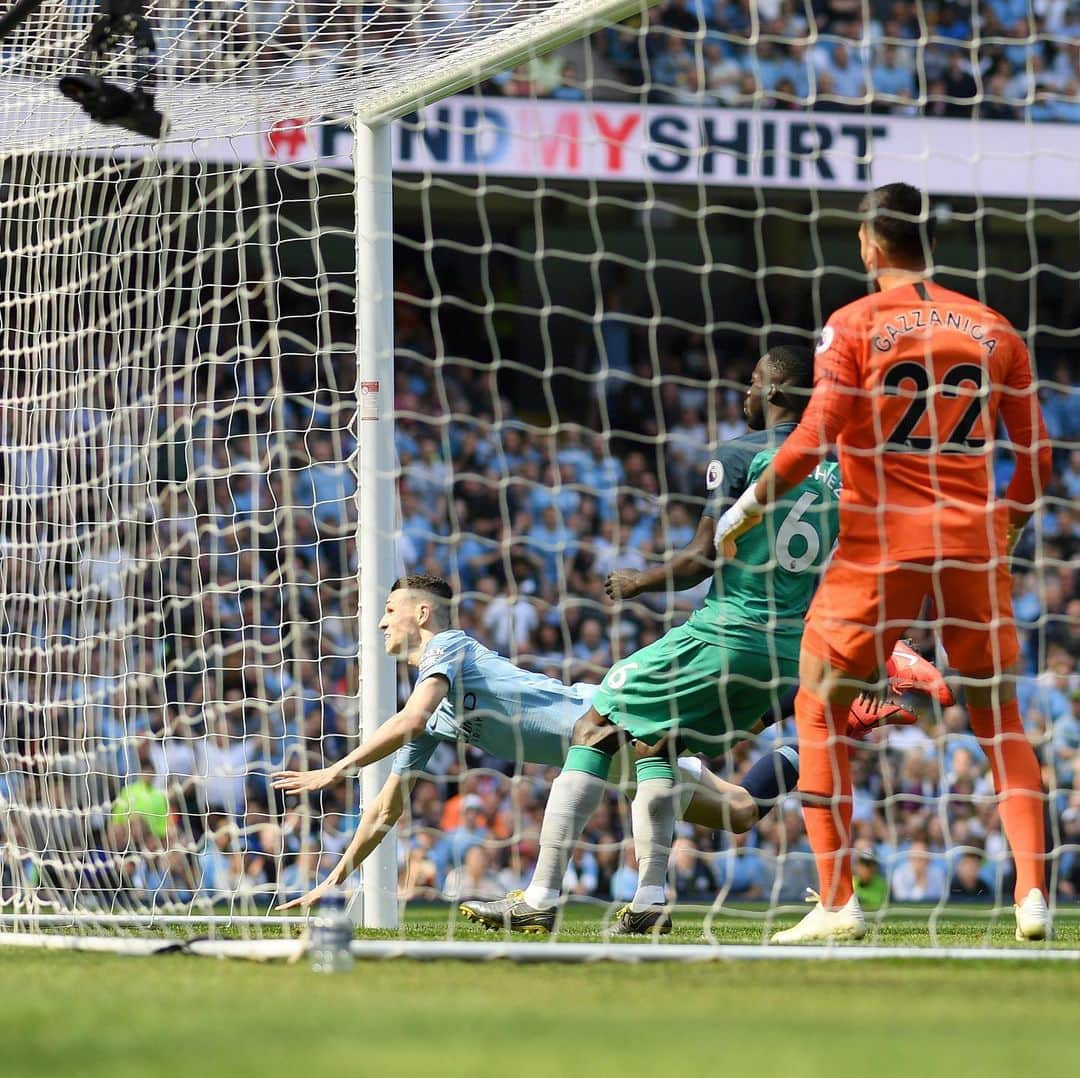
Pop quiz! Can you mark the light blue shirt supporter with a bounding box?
[392,630,592,775]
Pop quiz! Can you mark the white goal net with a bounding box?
[0,0,1077,957]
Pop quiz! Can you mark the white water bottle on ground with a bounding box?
[309,888,355,973]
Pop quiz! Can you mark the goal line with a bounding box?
[1,934,1077,965]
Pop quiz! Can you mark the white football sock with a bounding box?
[629,776,676,912]
[523,769,607,910]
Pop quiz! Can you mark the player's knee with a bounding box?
[570,708,617,750]
[729,790,759,834]
[682,786,758,833]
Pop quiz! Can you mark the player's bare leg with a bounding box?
[963,660,1050,941]
[680,765,758,833]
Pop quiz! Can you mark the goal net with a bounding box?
[0,0,1077,957]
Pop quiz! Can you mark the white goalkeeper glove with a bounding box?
[714,485,765,558]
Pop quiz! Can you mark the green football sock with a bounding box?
[634,756,677,784]
[564,744,614,780]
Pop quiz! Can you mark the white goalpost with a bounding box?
[0,0,1077,961]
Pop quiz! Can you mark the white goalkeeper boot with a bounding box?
[1014,888,1052,942]
[771,889,867,945]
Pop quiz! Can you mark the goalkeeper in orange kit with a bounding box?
[716,182,1054,944]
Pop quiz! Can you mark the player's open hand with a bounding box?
[277,876,338,913]
[272,766,339,795]
[605,570,642,601]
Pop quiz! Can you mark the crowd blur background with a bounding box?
[3,0,1078,122]
[0,0,1077,919]
[4,272,1074,916]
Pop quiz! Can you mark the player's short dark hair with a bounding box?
[390,574,453,611]
[859,182,935,268]
[765,345,814,415]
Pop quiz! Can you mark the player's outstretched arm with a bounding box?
[271,677,449,795]
[605,515,717,600]
[277,773,407,911]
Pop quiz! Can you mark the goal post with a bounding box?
[0,0,1076,958]
[348,0,664,931]
[0,0,670,939]
[353,118,397,929]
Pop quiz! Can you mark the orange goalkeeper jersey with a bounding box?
[770,280,1051,563]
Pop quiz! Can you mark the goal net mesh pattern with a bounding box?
[0,0,1077,948]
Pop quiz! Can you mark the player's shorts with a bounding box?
[591,622,798,756]
[802,555,1019,678]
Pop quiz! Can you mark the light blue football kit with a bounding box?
[392,630,593,776]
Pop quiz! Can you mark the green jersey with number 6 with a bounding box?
[687,423,841,662]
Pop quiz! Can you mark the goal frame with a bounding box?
[352,0,659,929]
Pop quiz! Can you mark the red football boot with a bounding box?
[845,641,953,740]
[845,692,919,740]
[885,640,954,706]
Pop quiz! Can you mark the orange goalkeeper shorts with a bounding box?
[801,556,1020,679]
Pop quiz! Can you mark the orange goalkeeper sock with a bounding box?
[795,689,854,909]
[967,701,1046,901]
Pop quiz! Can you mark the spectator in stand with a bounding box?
[604,25,644,80]
[444,844,503,901]
[564,846,601,898]
[109,738,170,856]
[891,840,948,902]
[761,810,818,903]
[705,40,743,103]
[1042,359,1080,444]
[747,38,789,95]
[852,843,887,911]
[480,578,540,656]
[549,61,587,101]
[529,52,566,96]
[869,43,914,111]
[981,68,1020,119]
[949,850,993,900]
[500,63,540,98]
[941,49,979,116]
[652,34,694,95]
[1041,79,1080,123]
[526,504,578,583]
[661,0,703,35]
[435,794,491,882]
[665,835,713,900]
[712,830,766,899]
[610,846,640,903]
[716,391,748,442]
[667,405,709,490]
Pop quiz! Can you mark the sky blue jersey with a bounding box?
[392,630,592,776]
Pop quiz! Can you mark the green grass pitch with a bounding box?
[3,908,1078,1078]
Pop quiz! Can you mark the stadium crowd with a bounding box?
[571,0,1080,123]
[385,320,1080,912]
[7,1,1079,124]
[1,280,1078,916]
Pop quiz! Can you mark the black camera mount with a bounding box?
[58,0,167,138]
[0,0,167,138]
